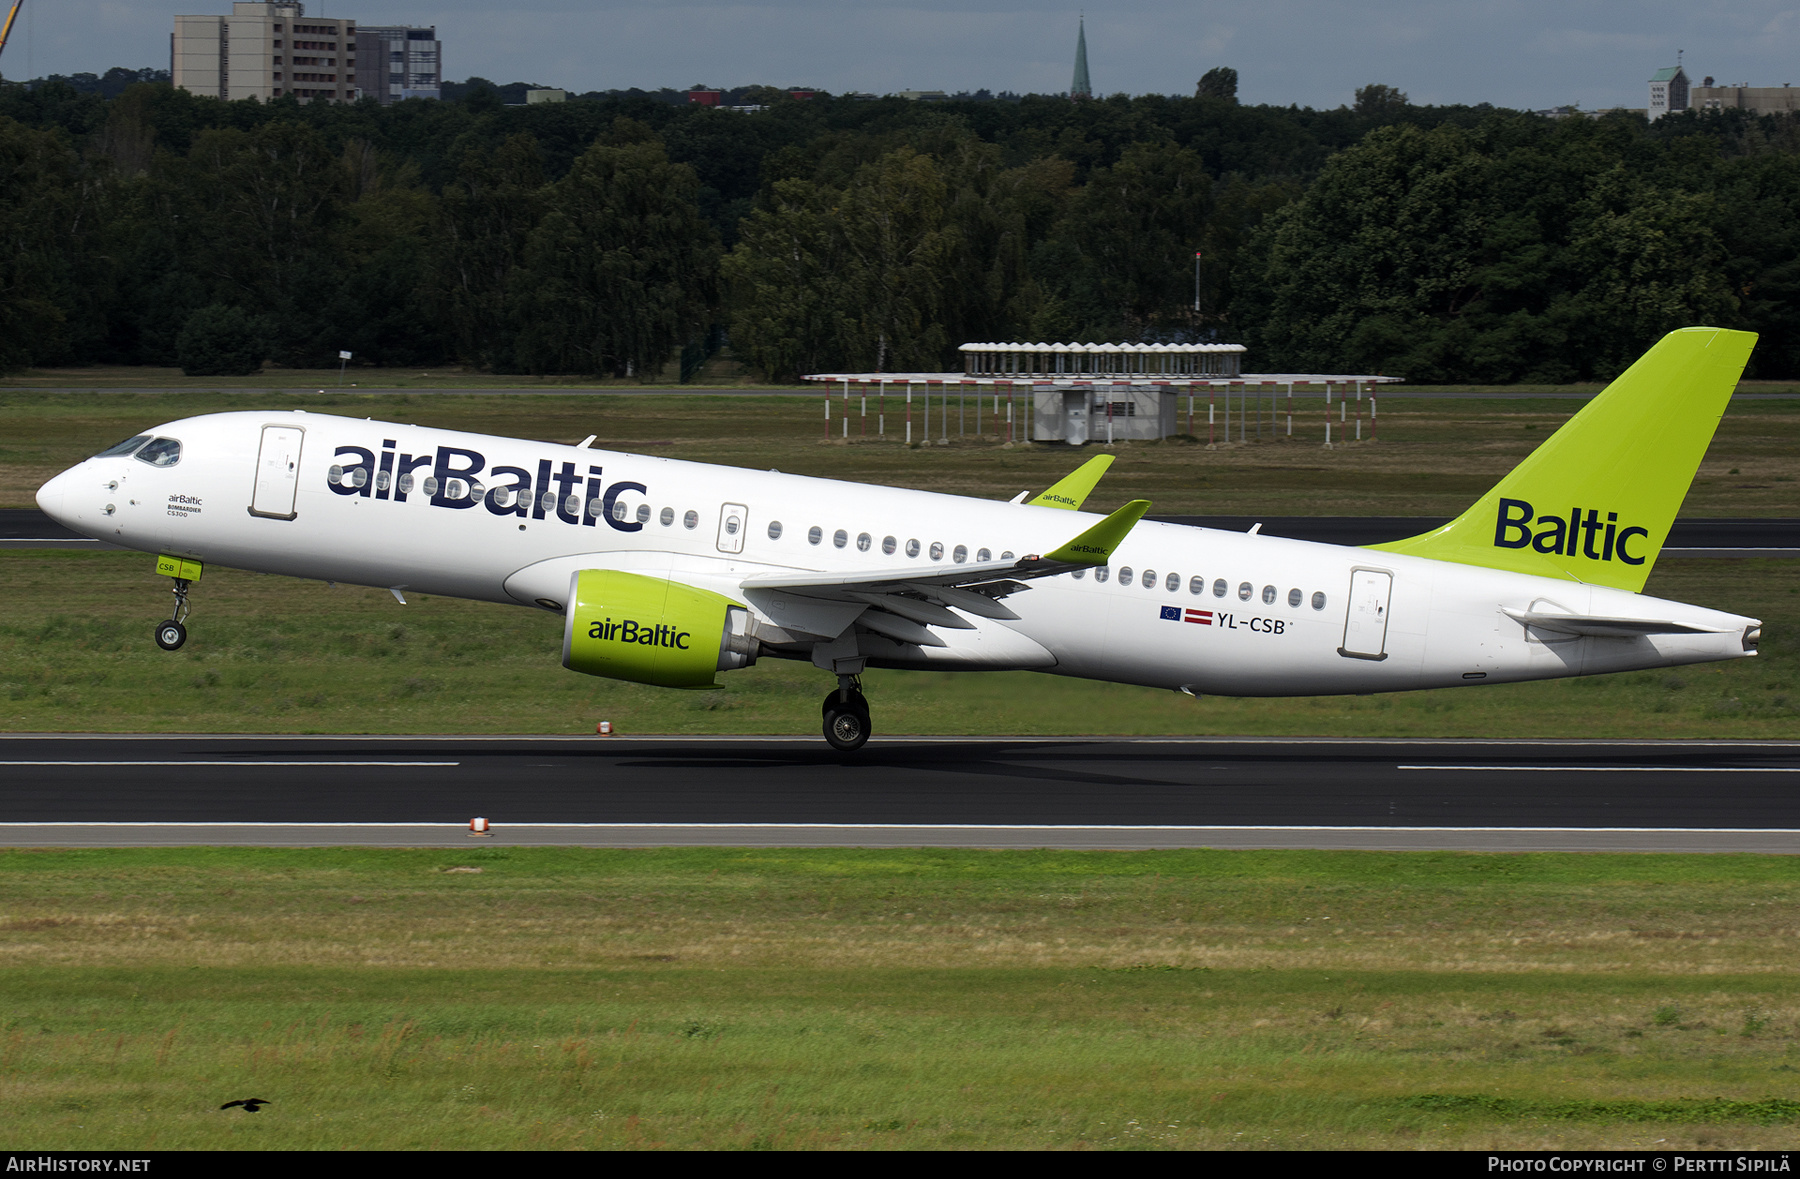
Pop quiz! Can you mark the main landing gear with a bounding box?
[154,577,193,651]
[821,674,871,752]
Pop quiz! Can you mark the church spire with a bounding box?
[1071,16,1091,99]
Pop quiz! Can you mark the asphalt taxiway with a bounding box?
[3,735,1796,852]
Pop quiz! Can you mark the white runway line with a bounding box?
[0,761,459,767]
[1398,765,1800,773]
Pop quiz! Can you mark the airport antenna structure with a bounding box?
[1071,15,1091,99]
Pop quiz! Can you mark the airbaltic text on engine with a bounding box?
[590,618,693,649]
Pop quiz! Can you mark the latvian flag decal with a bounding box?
[1160,606,1213,625]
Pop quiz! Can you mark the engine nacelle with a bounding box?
[561,570,757,688]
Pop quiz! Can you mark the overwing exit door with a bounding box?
[1338,568,1392,660]
[249,425,305,520]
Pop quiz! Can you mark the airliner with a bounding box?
[34,327,1761,750]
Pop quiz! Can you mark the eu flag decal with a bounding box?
[1160,606,1181,621]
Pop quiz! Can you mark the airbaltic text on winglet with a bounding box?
[1494,498,1650,565]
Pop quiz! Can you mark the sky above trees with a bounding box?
[8,0,1800,112]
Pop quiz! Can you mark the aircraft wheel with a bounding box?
[822,703,871,752]
[154,620,187,651]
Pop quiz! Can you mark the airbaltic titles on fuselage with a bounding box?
[328,440,647,531]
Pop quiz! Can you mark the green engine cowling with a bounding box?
[561,570,758,688]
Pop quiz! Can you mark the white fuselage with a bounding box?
[35,410,1757,694]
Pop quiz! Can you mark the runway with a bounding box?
[4,735,1797,852]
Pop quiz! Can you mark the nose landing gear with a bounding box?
[154,577,193,651]
[821,674,871,752]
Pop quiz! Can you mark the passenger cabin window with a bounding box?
[767,521,783,540]
[1262,585,1277,605]
[905,539,921,558]
[1189,576,1204,595]
[1312,591,1327,610]
[858,533,872,552]
[1118,566,1133,584]
[1288,588,1302,608]
[882,536,897,555]
[977,548,991,562]
[929,542,944,561]
[661,507,675,527]
[808,525,823,545]
[1237,582,1253,601]
[1166,573,1180,592]
[1095,567,1110,583]
[95,435,150,458]
[684,510,699,530]
[834,529,848,548]
[1141,569,1156,588]
[134,438,182,467]
[1213,579,1227,598]
[953,545,967,564]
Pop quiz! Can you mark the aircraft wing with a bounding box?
[738,499,1150,645]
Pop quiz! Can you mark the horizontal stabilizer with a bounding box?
[1502,608,1719,638]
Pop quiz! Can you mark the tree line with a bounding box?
[2,77,1798,380]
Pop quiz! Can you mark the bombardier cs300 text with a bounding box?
[35,328,1763,750]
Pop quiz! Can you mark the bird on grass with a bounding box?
[220,1098,272,1112]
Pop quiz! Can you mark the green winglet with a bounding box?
[1045,499,1152,565]
[1027,454,1115,510]
[1369,327,1756,593]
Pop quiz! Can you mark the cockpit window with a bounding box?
[94,435,151,458]
[134,438,182,468]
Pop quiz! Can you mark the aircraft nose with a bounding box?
[35,467,73,526]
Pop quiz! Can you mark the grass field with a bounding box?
[3,846,1799,1150]
[4,386,1799,517]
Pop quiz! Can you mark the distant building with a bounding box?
[895,90,948,102]
[352,24,441,104]
[173,2,355,103]
[1688,75,1800,115]
[1648,65,1690,118]
[1071,16,1091,99]
[525,89,565,104]
[686,87,721,105]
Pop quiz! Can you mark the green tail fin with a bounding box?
[1369,327,1755,593]
[1028,455,1114,509]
